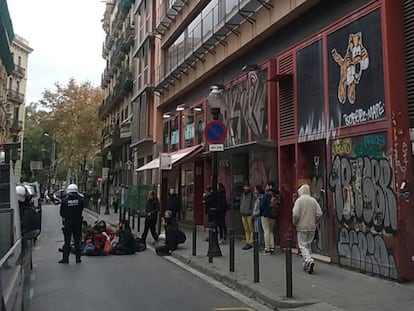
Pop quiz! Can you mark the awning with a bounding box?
[136,144,203,172]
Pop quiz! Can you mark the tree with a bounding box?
[38,79,104,186]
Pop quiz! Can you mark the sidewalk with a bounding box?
[84,208,414,310]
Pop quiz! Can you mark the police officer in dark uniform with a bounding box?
[59,183,84,264]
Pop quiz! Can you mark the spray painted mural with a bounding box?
[328,9,385,128]
[221,69,268,147]
[329,133,398,279]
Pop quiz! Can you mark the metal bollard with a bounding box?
[192,224,197,256]
[253,231,260,283]
[132,210,135,229]
[286,237,293,298]
[229,228,235,272]
[137,214,141,232]
[208,225,213,263]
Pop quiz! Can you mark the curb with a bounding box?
[170,251,317,310]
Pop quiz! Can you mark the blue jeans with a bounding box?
[254,216,264,246]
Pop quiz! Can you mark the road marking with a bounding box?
[213,308,255,311]
[159,250,273,311]
[30,272,36,281]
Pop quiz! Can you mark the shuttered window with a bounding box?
[278,54,295,139]
[404,0,414,127]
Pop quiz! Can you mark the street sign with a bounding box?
[160,153,172,170]
[102,167,109,180]
[204,120,227,144]
[209,144,224,152]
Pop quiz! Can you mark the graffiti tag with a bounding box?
[337,227,398,279]
[329,156,397,233]
[342,101,385,126]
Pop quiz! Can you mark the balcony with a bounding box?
[120,121,132,139]
[98,71,133,119]
[125,23,135,45]
[101,125,114,150]
[154,0,273,93]
[7,89,24,105]
[155,0,190,35]
[11,65,25,79]
[9,119,23,134]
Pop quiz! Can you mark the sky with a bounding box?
[7,0,107,104]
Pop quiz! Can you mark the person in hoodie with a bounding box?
[240,182,255,250]
[292,184,323,274]
[59,184,85,264]
[166,188,180,220]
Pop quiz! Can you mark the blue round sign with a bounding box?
[204,120,227,144]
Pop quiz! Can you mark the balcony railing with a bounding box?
[155,0,189,35]
[154,0,272,92]
[7,89,24,104]
[98,71,134,118]
[120,121,132,139]
[12,65,25,79]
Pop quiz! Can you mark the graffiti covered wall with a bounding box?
[329,133,399,279]
[221,69,268,147]
[328,9,385,129]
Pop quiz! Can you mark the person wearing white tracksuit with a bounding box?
[292,184,322,274]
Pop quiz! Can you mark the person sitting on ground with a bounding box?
[95,220,115,241]
[111,219,136,255]
[155,210,186,256]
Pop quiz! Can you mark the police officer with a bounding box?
[59,184,84,264]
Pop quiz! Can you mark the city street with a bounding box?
[25,204,265,311]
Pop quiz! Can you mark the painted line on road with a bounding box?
[159,250,273,311]
[213,308,255,311]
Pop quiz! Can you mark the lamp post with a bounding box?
[207,85,224,259]
[104,151,113,215]
[44,132,56,191]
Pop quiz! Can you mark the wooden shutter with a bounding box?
[404,0,414,127]
[278,54,295,139]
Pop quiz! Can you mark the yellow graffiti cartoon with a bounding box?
[331,32,369,104]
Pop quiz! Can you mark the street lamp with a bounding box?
[104,151,113,215]
[44,132,56,191]
[207,85,224,259]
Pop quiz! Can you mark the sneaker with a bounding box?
[303,262,309,271]
[270,248,275,254]
[242,244,253,250]
[308,262,315,274]
[58,259,69,264]
[76,258,82,263]
[263,249,271,255]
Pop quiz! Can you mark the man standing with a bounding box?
[240,182,255,250]
[166,188,180,220]
[59,184,84,264]
[292,184,323,274]
[141,190,159,244]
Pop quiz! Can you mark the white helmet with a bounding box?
[67,184,79,193]
[16,185,32,203]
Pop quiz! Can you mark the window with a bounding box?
[163,121,169,152]
[170,115,179,152]
[18,56,21,66]
[195,104,204,144]
[182,109,195,147]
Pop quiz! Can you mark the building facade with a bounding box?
[100,0,135,209]
[146,0,414,281]
[101,0,414,280]
[9,35,33,182]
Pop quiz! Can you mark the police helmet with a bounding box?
[16,185,33,203]
[67,184,79,193]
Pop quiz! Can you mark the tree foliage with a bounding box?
[22,79,103,185]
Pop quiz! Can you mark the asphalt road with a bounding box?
[25,204,259,311]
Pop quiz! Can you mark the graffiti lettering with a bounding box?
[363,134,386,148]
[332,138,352,155]
[221,71,267,146]
[337,227,398,279]
[329,156,397,233]
[343,101,385,126]
[394,142,409,174]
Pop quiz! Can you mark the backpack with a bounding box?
[270,194,281,219]
[177,230,186,244]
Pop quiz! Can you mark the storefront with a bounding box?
[276,1,414,280]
